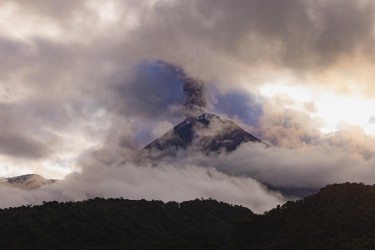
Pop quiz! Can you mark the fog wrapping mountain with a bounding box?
[0,183,374,249]
[140,113,317,198]
[1,113,313,199]
[142,113,263,159]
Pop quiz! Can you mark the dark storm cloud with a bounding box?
[113,60,208,122]
[4,0,375,87]
[127,0,375,80]
[0,132,48,159]
[0,36,35,78]
[113,61,185,120]
[313,0,375,59]
[0,104,49,159]
[3,0,86,19]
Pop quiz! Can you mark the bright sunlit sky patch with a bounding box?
[259,83,375,135]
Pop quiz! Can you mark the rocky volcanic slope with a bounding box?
[142,113,263,158]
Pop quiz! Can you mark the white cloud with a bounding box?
[0,162,285,214]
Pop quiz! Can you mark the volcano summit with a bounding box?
[142,113,263,158]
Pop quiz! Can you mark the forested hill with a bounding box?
[2,183,375,249]
[0,198,253,250]
[233,183,375,249]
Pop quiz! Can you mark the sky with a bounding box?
[2,0,375,212]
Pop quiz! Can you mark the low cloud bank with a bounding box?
[0,161,285,214]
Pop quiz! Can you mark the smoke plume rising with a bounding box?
[183,77,207,117]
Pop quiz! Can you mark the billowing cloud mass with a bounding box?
[0,163,285,214]
[2,0,375,212]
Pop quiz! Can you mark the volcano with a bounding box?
[141,113,263,158]
[139,113,317,197]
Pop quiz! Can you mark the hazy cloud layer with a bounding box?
[0,162,285,214]
[151,137,375,190]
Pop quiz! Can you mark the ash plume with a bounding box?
[183,77,207,117]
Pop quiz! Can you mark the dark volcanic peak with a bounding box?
[143,113,262,157]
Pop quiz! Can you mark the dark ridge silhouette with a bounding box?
[1,183,375,249]
[232,182,375,249]
[0,198,253,250]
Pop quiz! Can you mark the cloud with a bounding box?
[119,0,375,91]
[0,162,285,214]
[2,0,86,19]
[2,0,375,212]
[0,104,50,159]
[210,89,263,126]
[151,121,174,139]
[113,61,185,121]
[3,0,375,96]
[225,141,375,189]
[151,123,375,190]
[254,99,323,147]
[0,36,35,78]
[148,142,372,191]
[0,132,48,159]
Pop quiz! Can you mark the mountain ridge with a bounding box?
[1,174,57,190]
[142,112,263,158]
